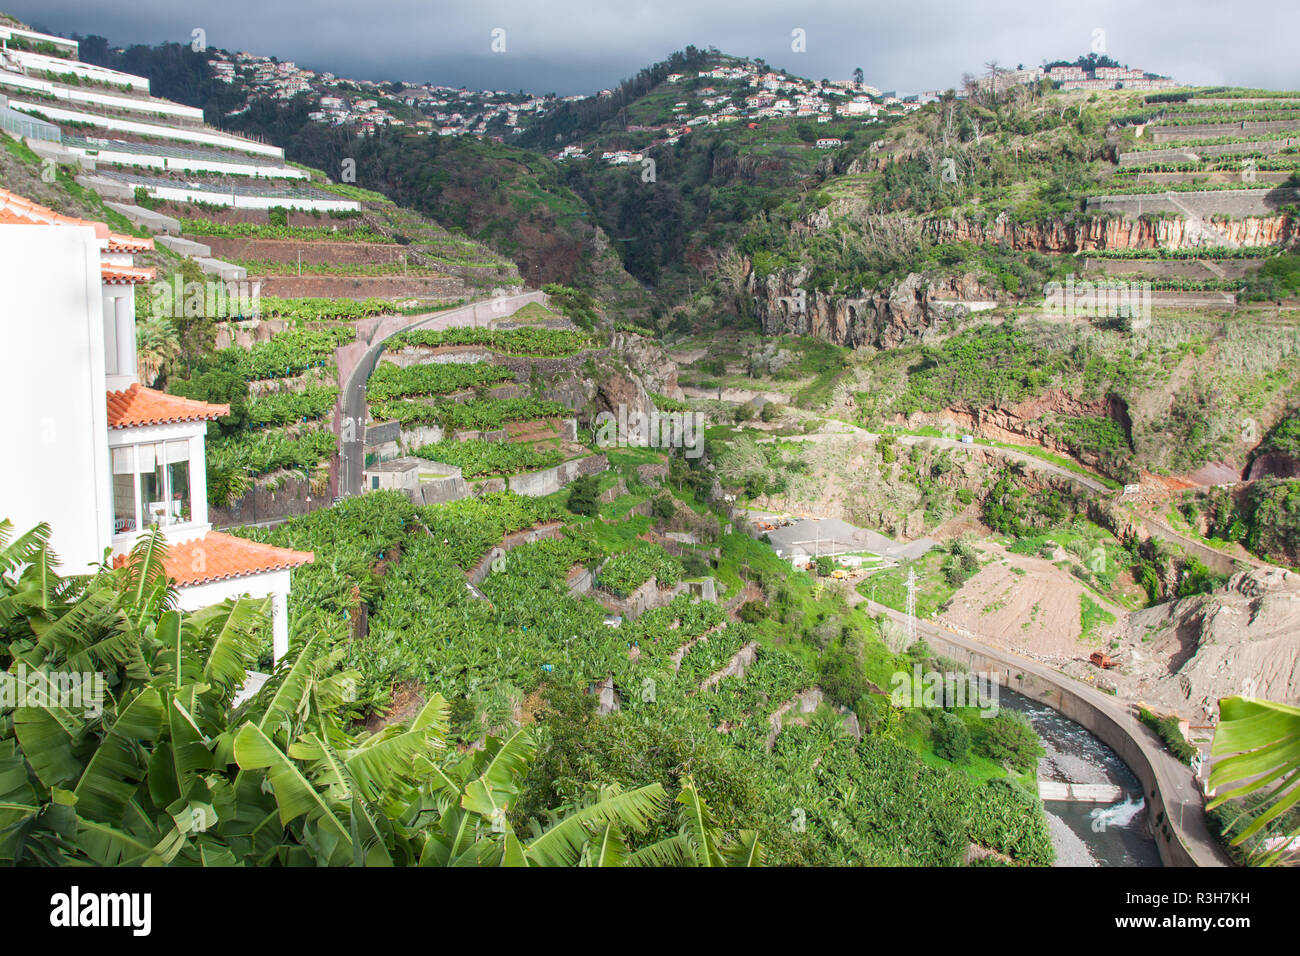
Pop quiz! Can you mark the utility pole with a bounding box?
[905,566,917,648]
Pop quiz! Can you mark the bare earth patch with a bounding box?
[940,546,1118,662]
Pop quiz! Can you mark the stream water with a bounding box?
[999,688,1162,867]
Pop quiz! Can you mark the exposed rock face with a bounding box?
[611,332,683,399]
[923,213,1296,251]
[746,206,1295,348]
[905,390,1133,475]
[1110,567,1300,721]
[751,267,999,348]
[1246,452,1300,480]
[543,361,657,429]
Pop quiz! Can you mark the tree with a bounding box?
[167,352,251,437]
[815,555,834,576]
[932,711,970,762]
[566,475,600,516]
[134,314,180,387]
[976,712,1040,772]
[853,67,864,88]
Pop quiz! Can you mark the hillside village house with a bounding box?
[0,187,312,661]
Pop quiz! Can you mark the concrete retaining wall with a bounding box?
[1086,188,1300,219]
[466,521,565,586]
[917,626,1208,867]
[1119,138,1300,165]
[1151,119,1300,143]
[210,474,326,528]
[506,453,608,497]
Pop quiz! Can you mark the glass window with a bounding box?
[111,446,137,534]
[111,440,194,534]
[139,442,166,527]
[165,440,191,524]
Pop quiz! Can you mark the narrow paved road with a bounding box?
[761,421,1115,495]
[858,595,1234,867]
[338,293,545,498]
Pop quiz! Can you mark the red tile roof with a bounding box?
[114,531,313,587]
[0,187,154,254]
[101,263,155,284]
[106,383,230,429]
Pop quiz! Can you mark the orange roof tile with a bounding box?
[0,187,154,253]
[102,264,155,284]
[114,531,313,588]
[107,383,230,429]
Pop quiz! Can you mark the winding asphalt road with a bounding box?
[337,293,546,498]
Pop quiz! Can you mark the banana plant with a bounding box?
[0,520,760,867]
[1208,695,1300,865]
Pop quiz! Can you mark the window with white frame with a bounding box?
[111,440,192,535]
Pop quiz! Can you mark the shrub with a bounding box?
[976,712,1041,773]
[567,475,600,516]
[932,711,970,762]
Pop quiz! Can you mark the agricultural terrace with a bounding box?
[234,487,1054,866]
[388,325,594,356]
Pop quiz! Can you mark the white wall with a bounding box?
[0,25,80,55]
[7,99,285,158]
[130,180,359,212]
[177,567,292,660]
[64,142,308,180]
[0,226,112,573]
[4,49,148,91]
[0,70,203,120]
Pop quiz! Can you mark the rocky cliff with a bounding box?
[746,205,1296,348]
[923,212,1296,251]
[750,268,999,348]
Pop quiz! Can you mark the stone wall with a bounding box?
[506,453,609,497]
[201,236,409,265]
[465,521,565,586]
[1149,119,1300,143]
[1086,188,1300,219]
[408,474,468,506]
[257,275,463,300]
[210,474,326,528]
[1119,138,1300,165]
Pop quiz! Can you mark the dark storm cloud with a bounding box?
[11,0,1298,95]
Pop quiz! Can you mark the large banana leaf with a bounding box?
[1209,695,1300,864]
[232,723,353,861]
[523,784,668,867]
[72,686,164,823]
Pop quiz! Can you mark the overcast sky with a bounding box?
[14,0,1299,96]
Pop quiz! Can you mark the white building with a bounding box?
[0,187,312,660]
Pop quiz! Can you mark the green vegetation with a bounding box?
[180,218,386,241]
[597,545,684,596]
[412,438,566,477]
[370,395,566,430]
[366,360,515,401]
[1138,706,1199,765]
[1079,593,1116,642]
[390,325,593,356]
